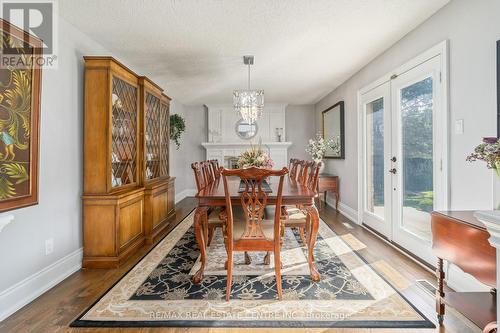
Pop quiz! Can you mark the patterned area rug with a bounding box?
[72,210,435,328]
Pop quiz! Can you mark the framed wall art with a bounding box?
[0,19,42,212]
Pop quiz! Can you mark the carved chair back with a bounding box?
[191,162,206,192]
[210,159,220,178]
[289,159,302,180]
[220,167,288,244]
[202,161,214,185]
[307,161,322,192]
[298,160,313,185]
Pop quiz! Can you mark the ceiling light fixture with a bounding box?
[233,55,264,124]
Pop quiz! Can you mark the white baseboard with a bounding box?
[0,247,83,322]
[324,196,359,224]
[175,188,197,204]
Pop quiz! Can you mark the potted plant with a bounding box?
[170,114,186,150]
[466,137,500,209]
[306,133,340,173]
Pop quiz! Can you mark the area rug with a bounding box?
[71,210,435,328]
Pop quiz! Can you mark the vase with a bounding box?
[494,168,500,210]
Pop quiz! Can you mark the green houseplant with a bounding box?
[169,114,186,150]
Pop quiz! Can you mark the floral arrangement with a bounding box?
[306,133,341,162]
[466,137,500,176]
[237,142,274,169]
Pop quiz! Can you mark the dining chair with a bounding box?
[220,166,288,301]
[191,162,206,191]
[191,161,225,246]
[276,159,308,230]
[202,161,215,184]
[289,159,300,180]
[281,161,322,244]
[298,160,313,185]
[210,159,221,178]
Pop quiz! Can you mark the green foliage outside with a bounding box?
[404,191,434,213]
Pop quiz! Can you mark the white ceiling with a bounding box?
[60,0,449,105]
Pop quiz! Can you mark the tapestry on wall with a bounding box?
[0,19,42,212]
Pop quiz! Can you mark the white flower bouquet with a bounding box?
[306,133,340,162]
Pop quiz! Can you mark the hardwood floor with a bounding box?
[0,198,482,333]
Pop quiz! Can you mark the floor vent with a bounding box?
[416,279,436,297]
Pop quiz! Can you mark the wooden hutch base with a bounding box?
[82,57,175,268]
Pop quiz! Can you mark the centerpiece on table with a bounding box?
[306,133,341,173]
[466,137,500,209]
[237,142,274,169]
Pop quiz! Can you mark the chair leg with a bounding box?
[226,250,233,301]
[274,246,282,301]
[263,251,270,265]
[244,251,251,265]
[299,226,306,244]
[207,226,216,246]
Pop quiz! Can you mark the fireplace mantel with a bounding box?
[202,142,292,168]
[202,142,292,149]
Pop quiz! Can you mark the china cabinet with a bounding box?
[141,78,175,244]
[82,57,175,268]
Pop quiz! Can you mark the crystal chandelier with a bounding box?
[233,55,264,124]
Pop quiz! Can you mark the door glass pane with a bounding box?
[111,76,137,187]
[145,93,161,180]
[365,98,384,218]
[401,77,433,240]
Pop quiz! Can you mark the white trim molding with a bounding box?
[0,248,83,321]
[357,39,450,234]
[324,196,359,224]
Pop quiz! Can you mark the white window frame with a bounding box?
[357,40,450,225]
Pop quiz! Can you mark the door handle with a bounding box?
[391,156,397,162]
[389,168,397,174]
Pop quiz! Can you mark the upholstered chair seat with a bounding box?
[208,206,226,223]
[232,217,276,241]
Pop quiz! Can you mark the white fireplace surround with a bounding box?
[202,142,292,169]
[203,104,292,168]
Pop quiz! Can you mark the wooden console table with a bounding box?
[431,211,496,330]
[317,174,339,211]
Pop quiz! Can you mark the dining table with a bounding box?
[191,175,321,284]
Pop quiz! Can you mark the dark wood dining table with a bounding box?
[192,176,321,283]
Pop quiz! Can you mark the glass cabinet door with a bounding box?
[111,76,138,188]
[144,93,162,181]
[159,101,170,177]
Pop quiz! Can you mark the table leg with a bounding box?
[304,206,321,282]
[436,257,445,325]
[192,206,209,284]
[335,191,339,212]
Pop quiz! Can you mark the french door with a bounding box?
[360,51,447,265]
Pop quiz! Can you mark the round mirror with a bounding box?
[235,119,258,140]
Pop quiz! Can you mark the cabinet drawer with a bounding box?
[318,178,338,192]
